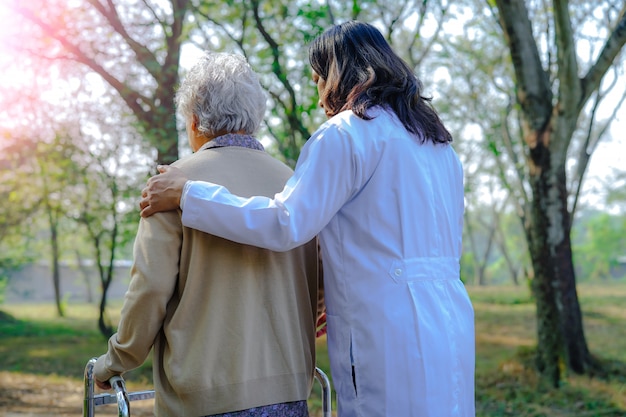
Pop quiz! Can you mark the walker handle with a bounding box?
[83,358,136,417]
[314,366,332,417]
[109,375,130,417]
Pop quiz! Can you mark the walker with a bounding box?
[83,357,332,417]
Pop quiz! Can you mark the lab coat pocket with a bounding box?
[326,313,358,401]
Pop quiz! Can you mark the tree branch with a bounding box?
[191,2,248,55]
[494,0,553,131]
[11,2,153,120]
[500,99,530,208]
[407,1,446,69]
[86,0,162,81]
[250,0,311,142]
[140,0,166,29]
[570,75,626,217]
[553,0,581,116]
[580,3,626,107]
[157,0,187,95]
[325,0,336,25]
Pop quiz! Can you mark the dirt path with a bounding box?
[0,372,154,416]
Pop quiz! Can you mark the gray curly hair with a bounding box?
[176,51,267,137]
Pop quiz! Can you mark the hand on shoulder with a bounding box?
[139,165,188,217]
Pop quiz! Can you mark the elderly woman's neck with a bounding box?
[208,130,247,141]
[192,130,248,152]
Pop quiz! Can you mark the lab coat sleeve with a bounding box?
[182,124,358,251]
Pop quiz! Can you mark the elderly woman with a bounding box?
[94,52,320,417]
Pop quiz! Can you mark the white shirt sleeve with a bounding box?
[181,123,359,251]
[180,180,194,211]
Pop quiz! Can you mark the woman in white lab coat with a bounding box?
[141,20,475,417]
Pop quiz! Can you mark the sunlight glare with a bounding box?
[0,2,34,91]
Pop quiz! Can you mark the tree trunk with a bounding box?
[464,211,495,286]
[147,46,181,165]
[98,279,113,338]
[96,209,119,339]
[493,209,521,285]
[557,234,593,374]
[50,221,64,317]
[527,129,594,385]
[528,162,562,387]
[551,166,593,374]
[147,102,179,165]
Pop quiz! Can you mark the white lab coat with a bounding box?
[182,108,475,417]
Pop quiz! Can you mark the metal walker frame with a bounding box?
[83,357,332,417]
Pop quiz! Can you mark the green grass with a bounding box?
[1,283,626,416]
[470,282,626,417]
[0,303,153,384]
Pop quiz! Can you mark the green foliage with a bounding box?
[487,140,501,157]
[572,211,626,281]
[0,254,29,305]
[605,171,626,207]
[0,138,42,243]
[189,0,324,163]
[295,5,327,42]
[191,0,457,164]
[0,228,35,305]
[460,251,476,284]
[462,204,530,285]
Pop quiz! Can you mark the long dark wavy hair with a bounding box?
[309,20,452,144]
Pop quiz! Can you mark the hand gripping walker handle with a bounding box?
[83,358,133,417]
[109,375,130,417]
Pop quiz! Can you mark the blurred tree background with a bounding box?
[0,0,625,389]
